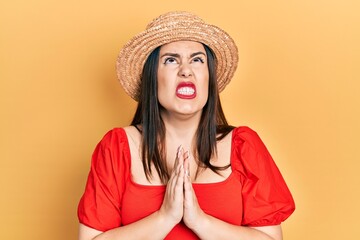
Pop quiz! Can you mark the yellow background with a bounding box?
[1,0,359,239]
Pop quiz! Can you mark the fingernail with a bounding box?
[177,145,182,158]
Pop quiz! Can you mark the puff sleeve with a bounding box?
[77,128,131,231]
[232,127,295,226]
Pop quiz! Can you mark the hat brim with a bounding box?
[116,15,238,101]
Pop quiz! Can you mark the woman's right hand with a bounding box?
[158,146,185,226]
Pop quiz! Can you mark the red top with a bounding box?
[78,127,295,239]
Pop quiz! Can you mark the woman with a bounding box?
[78,11,295,240]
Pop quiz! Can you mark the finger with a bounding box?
[173,145,183,169]
[174,148,185,188]
[183,151,193,197]
[168,148,184,198]
[184,174,192,198]
[168,146,183,183]
[174,161,184,197]
[168,146,183,187]
[177,146,185,174]
[167,156,182,195]
[168,167,178,188]
[166,164,184,203]
[168,159,181,189]
[183,150,190,178]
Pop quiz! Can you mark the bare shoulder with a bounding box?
[122,125,142,161]
[123,125,150,184]
[213,129,234,166]
[123,125,140,135]
[217,129,233,146]
[123,126,142,144]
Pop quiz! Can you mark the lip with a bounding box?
[176,82,196,99]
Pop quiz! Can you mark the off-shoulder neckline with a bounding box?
[119,127,242,188]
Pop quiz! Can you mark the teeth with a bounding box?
[177,87,195,95]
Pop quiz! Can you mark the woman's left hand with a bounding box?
[182,152,206,230]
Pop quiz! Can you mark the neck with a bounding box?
[160,110,202,149]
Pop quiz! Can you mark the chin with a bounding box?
[176,104,205,115]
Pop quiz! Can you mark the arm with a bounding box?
[79,211,175,240]
[189,214,282,240]
[79,146,187,240]
[79,219,282,240]
[182,157,283,240]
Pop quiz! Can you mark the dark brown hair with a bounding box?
[131,44,234,183]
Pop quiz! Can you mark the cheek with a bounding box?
[156,71,167,94]
[202,83,209,102]
[157,77,175,103]
[201,72,210,97]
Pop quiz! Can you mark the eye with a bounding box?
[192,57,205,63]
[164,57,177,64]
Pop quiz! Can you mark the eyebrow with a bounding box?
[160,51,206,58]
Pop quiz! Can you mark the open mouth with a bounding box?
[176,82,196,99]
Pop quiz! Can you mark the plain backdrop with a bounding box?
[1,0,359,239]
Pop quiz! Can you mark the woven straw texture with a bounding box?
[116,11,239,101]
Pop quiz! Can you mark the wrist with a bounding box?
[188,210,209,234]
[155,210,179,230]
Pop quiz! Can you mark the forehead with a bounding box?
[159,41,206,54]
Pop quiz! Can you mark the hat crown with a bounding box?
[146,11,205,29]
[117,11,238,101]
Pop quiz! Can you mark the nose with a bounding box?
[178,63,193,78]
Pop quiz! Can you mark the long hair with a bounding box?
[131,44,234,183]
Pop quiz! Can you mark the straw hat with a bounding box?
[116,11,238,101]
